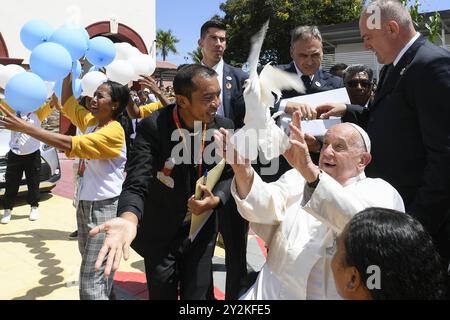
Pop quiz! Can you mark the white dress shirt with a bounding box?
[393,32,420,66]
[204,59,225,117]
[232,168,405,300]
[9,112,42,155]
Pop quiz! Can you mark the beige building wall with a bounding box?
[1,0,156,63]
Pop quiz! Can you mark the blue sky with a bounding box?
[156,0,224,65]
[156,0,449,65]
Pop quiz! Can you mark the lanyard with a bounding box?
[77,119,113,177]
[172,106,207,178]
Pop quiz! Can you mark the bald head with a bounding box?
[362,0,414,30]
[359,1,417,64]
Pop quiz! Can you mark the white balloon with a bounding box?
[114,42,142,61]
[129,46,141,57]
[0,64,26,89]
[114,42,133,60]
[81,71,108,97]
[106,60,135,85]
[129,54,156,80]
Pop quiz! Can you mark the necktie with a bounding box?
[379,63,394,90]
[301,75,312,91]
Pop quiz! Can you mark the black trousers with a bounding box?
[215,198,249,300]
[144,215,217,300]
[3,150,41,209]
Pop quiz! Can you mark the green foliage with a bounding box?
[424,12,441,43]
[219,0,363,66]
[156,29,180,61]
[219,0,444,66]
[401,0,441,43]
[188,47,203,64]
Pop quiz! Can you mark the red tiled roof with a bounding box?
[156,60,177,69]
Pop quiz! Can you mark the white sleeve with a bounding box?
[231,168,304,225]
[303,172,405,233]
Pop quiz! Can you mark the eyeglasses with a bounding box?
[345,80,372,89]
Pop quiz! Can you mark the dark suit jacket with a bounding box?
[274,62,343,111]
[344,36,450,239]
[118,104,234,262]
[221,63,248,129]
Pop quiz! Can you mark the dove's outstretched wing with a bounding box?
[230,20,305,161]
[259,64,305,106]
[247,20,269,80]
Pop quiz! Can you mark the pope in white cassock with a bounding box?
[214,111,405,300]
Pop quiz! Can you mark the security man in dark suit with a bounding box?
[260,25,343,183]
[198,19,249,300]
[316,0,450,291]
[275,25,343,118]
[90,64,235,300]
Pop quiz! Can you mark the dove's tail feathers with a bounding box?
[247,20,270,77]
[259,64,306,106]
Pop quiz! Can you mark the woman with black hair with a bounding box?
[0,75,130,300]
[331,207,447,300]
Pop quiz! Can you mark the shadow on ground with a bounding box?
[0,192,53,210]
[0,228,75,300]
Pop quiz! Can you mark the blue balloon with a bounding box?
[30,42,72,81]
[81,28,90,44]
[72,60,82,79]
[54,79,63,100]
[86,37,116,67]
[5,73,47,113]
[50,25,88,61]
[72,79,83,99]
[20,19,54,51]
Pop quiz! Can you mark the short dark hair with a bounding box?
[176,63,189,71]
[104,80,130,120]
[343,64,374,84]
[79,96,91,109]
[329,63,348,76]
[200,19,226,39]
[173,64,217,100]
[343,207,447,300]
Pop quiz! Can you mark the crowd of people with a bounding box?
[0,0,449,300]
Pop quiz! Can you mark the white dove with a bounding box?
[230,20,305,161]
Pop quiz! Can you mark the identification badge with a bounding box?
[156,157,175,188]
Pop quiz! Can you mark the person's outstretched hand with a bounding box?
[89,214,138,277]
[0,103,32,132]
[213,128,249,167]
[49,93,62,111]
[315,102,347,119]
[283,111,320,183]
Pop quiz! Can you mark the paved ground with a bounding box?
[0,153,266,300]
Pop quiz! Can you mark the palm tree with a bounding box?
[188,47,203,64]
[156,29,179,61]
